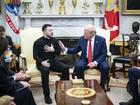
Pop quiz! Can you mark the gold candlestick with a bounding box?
[59,0,66,15]
[72,0,77,14]
[48,0,53,14]
[94,0,103,14]
[72,0,77,9]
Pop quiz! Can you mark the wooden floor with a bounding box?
[31,82,132,105]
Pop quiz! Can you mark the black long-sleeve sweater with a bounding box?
[33,36,61,65]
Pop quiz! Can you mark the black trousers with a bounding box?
[74,59,109,85]
[13,87,36,105]
[37,58,69,97]
[128,68,140,103]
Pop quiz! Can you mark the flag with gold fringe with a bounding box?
[103,0,119,43]
[5,0,21,45]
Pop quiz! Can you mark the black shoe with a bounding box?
[119,99,139,105]
[44,96,52,104]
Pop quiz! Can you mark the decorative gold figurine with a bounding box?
[82,0,89,14]
[59,0,66,15]
[36,0,44,14]
[22,0,32,14]
[72,0,77,9]
[48,0,53,14]
[72,0,77,14]
[94,0,103,14]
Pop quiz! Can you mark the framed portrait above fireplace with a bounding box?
[122,0,140,15]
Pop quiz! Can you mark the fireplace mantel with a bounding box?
[20,14,104,18]
[20,14,104,27]
[19,14,104,37]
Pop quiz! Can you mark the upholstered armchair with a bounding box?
[72,28,111,91]
[85,28,111,90]
[19,28,61,85]
[0,95,14,105]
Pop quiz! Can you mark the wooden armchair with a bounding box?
[111,34,139,78]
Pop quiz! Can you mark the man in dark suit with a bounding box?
[0,31,15,53]
[33,24,69,104]
[0,36,36,105]
[119,67,140,105]
[59,24,110,90]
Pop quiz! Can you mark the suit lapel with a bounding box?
[82,38,88,58]
[85,39,88,54]
[93,36,99,58]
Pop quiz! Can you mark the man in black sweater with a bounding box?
[33,24,69,104]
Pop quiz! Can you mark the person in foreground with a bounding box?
[59,24,110,91]
[119,67,140,105]
[33,24,69,104]
[0,36,36,105]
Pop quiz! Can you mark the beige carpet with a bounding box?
[84,75,128,88]
[29,75,128,88]
[109,77,128,88]
[29,76,60,87]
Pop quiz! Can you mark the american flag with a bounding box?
[5,4,20,45]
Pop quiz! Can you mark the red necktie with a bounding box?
[88,39,92,63]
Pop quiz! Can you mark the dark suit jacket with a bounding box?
[67,35,107,65]
[6,35,14,53]
[0,59,23,96]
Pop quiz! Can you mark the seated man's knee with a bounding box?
[75,60,86,70]
[75,64,82,70]
[100,62,110,72]
[62,66,69,74]
[128,67,137,76]
[39,69,49,77]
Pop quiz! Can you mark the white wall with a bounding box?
[119,1,140,39]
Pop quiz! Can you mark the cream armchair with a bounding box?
[0,95,14,105]
[20,28,61,82]
[83,28,111,91]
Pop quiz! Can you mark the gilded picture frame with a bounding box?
[122,0,140,15]
[0,0,1,14]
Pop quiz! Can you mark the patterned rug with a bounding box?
[29,75,128,88]
[84,75,128,88]
[109,77,128,88]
